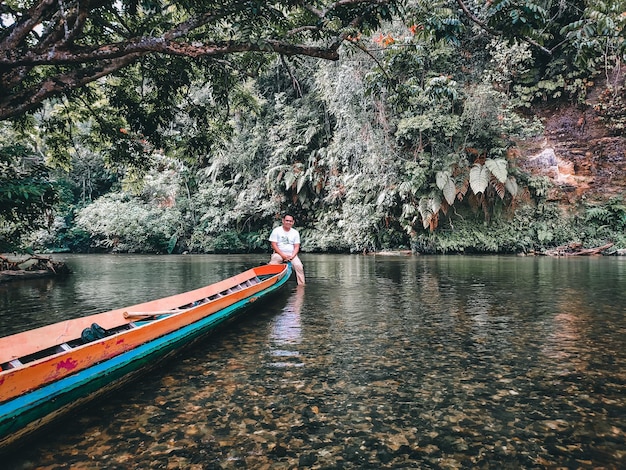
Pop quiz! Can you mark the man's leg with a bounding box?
[291,256,306,285]
[269,253,283,264]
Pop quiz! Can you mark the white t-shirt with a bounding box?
[269,226,300,256]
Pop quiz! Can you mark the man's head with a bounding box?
[282,214,295,230]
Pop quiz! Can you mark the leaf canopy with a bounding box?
[0,0,398,121]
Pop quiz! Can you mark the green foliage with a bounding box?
[75,193,182,253]
[29,220,93,253]
[403,0,464,45]
[462,82,543,140]
[582,198,626,241]
[486,0,548,42]
[409,199,624,254]
[3,2,625,257]
[475,0,626,106]
[0,145,58,251]
[295,204,351,252]
[0,0,397,126]
[559,2,626,73]
[520,173,552,198]
[513,75,568,104]
[593,84,626,135]
[265,90,330,209]
[212,231,247,254]
[484,39,533,97]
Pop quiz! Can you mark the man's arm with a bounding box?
[271,241,299,261]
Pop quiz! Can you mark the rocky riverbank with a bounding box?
[0,255,70,283]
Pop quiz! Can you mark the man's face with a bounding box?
[282,216,294,229]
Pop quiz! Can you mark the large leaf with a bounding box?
[442,178,456,205]
[418,198,433,229]
[284,171,296,189]
[505,176,519,196]
[436,170,451,190]
[430,193,442,215]
[485,158,508,183]
[377,190,387,206]
[418,195,442,230]
[296,174,306,194]
[469,164,489,194]
[436,170,456,205]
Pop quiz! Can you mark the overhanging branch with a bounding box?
[0,53,144,120]
[455,0,552,57]
[0,0,393,121]
[1,38,341,66]
[0,37,342,120]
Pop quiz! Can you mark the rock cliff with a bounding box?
[517,80,626,205]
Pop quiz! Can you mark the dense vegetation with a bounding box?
[1,1,625,254]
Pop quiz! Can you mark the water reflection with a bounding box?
[268,286,304,368]
[2,255,625,469]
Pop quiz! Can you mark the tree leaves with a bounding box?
[0,144,58,250]
[0,0,396,121]
[485,158,508,183]
[469,163,489,195]
[469,159,513,196]
[505,175,519,197]
[418,194,442,230]
[436,170,457,205]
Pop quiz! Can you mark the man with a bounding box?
[269,213,305,285]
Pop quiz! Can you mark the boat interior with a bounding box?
[0,274,267,372]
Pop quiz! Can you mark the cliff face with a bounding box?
[516,82,626,206]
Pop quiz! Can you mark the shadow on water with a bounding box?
[3,254,626,468]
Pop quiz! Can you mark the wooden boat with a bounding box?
[0,262,292,451]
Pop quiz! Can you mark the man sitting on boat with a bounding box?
[269,213,306,285]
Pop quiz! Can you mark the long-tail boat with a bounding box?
[0,262,292,450]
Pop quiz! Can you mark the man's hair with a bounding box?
[282,213,294,219]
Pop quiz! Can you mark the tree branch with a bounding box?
[2,0,56,51]
[0,0,393,120]
[0,53,144,120]
[455,0,552,57]
[2,38,341,67]
[0,36,345,120]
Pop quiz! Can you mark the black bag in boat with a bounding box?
[81,323,108,343]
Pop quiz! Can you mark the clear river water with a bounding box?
[1,253,625,469]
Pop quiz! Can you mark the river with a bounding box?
[2,254,625,468]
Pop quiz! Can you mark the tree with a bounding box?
[0,144,57,250]
[0,0,397,121]
[455,0,626,100]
